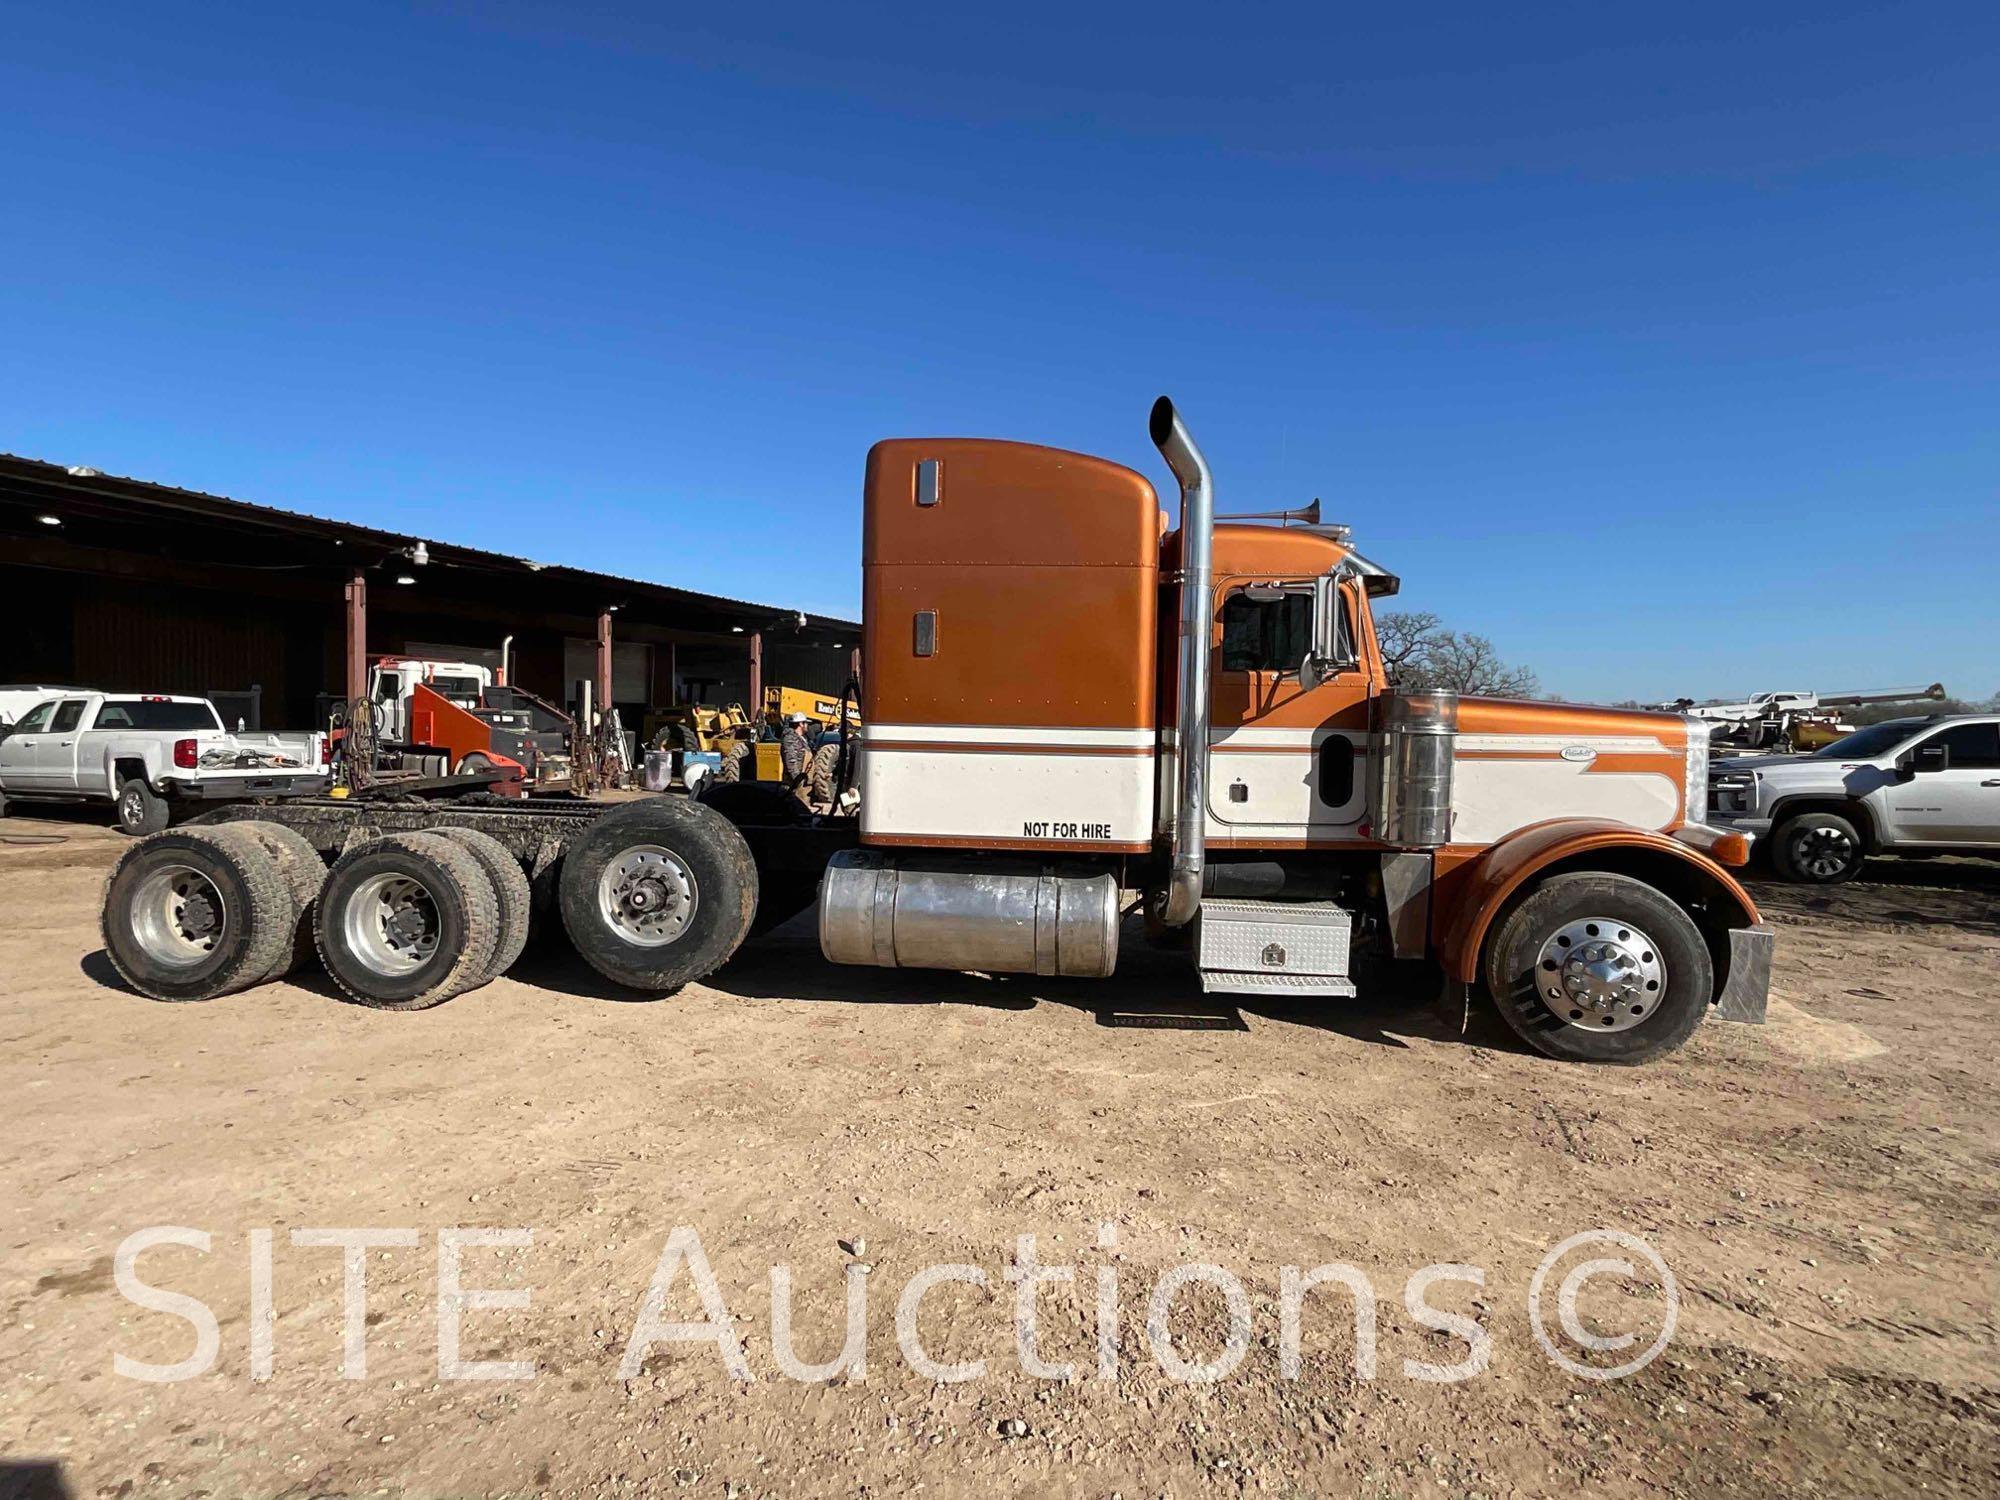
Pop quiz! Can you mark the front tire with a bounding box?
[116,778,170,836]
[559,798,757,992]
[1483,872,1713,1064]
[1770,811,1866,884]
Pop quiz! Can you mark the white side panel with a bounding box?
[859,725,1154,846]
[1452,760,1679,845]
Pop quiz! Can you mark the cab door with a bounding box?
[37,699,91,790]
[1896,721,2000,843]
[0,700,58,789]
[1206,577,1375,841]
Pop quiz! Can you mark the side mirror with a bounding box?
[1301,575,1345,687]
[1912,743,1950,774]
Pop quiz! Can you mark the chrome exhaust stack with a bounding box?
[1151,396,1213,926]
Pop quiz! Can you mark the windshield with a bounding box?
[430,676,483,702]
[1810,719,1926,760]
[97,700,225,731]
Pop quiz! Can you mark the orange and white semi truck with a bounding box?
[100,398,1769,1062]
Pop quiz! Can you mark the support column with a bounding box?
[344,569,367,705]
[596,610,614,719]
[748,631,763,712]
[850,646,862,685]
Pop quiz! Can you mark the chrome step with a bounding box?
[1196,898,1356,998]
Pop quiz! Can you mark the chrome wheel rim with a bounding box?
[120,787,146,826]
[1793,826,1856,880]
[1534,916,1666,1032]
[130,864,226,968]
[342,872,441,976]
[598,844,697,947]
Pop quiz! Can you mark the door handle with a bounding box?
[58,740,74,748]
[1982,778,2000,787]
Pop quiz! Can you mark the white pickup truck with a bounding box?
[0,692,328,833]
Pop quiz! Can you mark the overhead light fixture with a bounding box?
[65,465,100,478]
[730,626,745,634]
[409,542,429,567]
[36,514,61,526]
[395,574,417,586]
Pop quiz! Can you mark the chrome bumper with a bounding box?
[1715,923,1774,1024]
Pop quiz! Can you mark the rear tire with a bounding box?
[559,798,757,992]
[101,826,295,1001]
[314,833,500,1009]
[231,820,328,980]
[433,826,532,980]
[1770,811,1866,884]
[116,778,170,836]
[1482,872,1713,1065]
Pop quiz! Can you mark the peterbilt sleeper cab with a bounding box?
[819,398,1773,1063]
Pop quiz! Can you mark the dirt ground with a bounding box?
[1,803,1995,1500]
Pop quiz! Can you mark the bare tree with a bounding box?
[1374,610,1539,697]
[1374,610,1440,686]
[1419,630,1541,698]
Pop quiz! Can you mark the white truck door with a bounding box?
[1897,722,2000,843]
[38,699,92,790]
[0,701,59,789]
[372,669,405,741]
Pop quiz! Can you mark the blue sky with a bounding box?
[3,2,1994,702]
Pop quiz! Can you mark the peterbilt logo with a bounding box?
[1560,745,1598,763]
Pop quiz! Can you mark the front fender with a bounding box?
[1437,818,1762,984]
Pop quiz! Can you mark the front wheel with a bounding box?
[558,798,757,992]
[1483,872,1714,1064]
[1770,811,1866,884]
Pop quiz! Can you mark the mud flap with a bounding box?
[1435,974,1472,1036]
[1715,923,1774,1024]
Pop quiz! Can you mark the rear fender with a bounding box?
[1439,818,1761,989]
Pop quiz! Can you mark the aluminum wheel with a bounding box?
[597,844,698,947]
[120,785,148,827]
[128,864,227,968]
[1533,916,1666,1033]
[341,872,441,977]
[1791,824,1857,881]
